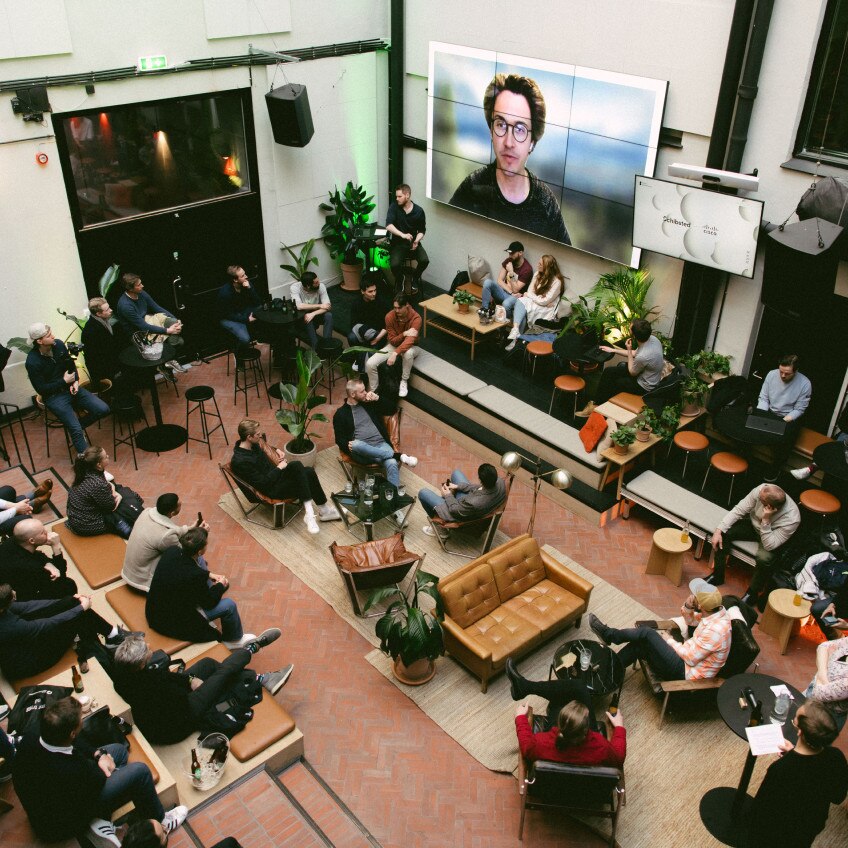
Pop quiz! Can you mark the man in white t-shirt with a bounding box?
[290,271,333,350]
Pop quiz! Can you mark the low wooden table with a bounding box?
[759,588,812,654]
[599,434,660,499]
[644,527,692,586]
[420,294,507,360]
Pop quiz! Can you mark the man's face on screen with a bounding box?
[491,90,533,178]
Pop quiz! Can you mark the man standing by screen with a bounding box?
[386,184,429,296]
[450,73,570,245]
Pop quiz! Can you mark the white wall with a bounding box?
[0,0,388,406]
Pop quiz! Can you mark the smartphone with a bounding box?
[196,511,203,526]
[822,615,841,627]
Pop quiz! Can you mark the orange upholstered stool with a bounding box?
[524,341,554,378]
[702,451,748,505]
[549,374,586,418]
[799,488,841,520]
[670,431,709,479]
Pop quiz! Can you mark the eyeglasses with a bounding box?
[492,117,530,143]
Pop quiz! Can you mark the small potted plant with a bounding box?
[609,424,637,455]
[365,571,445,686]
[680,374,708,417]
[634,410,653,442]
[642,404,682,443]
[274,349,328,466]
[280,238,319,281]
[452,288,476,314]
[319,181,376,291]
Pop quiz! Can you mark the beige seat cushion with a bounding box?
[610,392,645,414]
[105,584,191,655]
[502,580,585,638]
[55,522,125,589]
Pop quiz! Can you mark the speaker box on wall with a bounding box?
[265,84,314,148]
[761,218,843,320]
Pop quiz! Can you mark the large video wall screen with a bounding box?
[427,43,668,268]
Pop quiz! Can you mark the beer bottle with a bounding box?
[680,520,690,544]
[209,743,228,769]
[73,637,89,674]
[191,748,202,781]
[71,664,84,693]
[608,691,620,716]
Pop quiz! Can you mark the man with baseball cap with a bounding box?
[480,240,533,320]
[588,578,732,681]
[24,322,110,454]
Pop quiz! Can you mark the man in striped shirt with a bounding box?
[588,584,731,681]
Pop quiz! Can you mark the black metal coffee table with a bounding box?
[550,638,624,699]
[331,481,416,541]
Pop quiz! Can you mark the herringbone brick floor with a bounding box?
[0,349,843,847]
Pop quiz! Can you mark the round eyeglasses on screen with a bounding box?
[492,117,530,143]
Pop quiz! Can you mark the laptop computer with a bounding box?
[745,412,787,436]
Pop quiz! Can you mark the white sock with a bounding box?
[304,500,317,518]
[108,624,119,638]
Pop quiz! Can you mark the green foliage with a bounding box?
[655,331,674,359]
[452,288,476,306]
[319,181,376,264]
[280,239,319,280]
[365,571,445,667]
[98,264,121,297]
[609,424,637,447]
[562,296,612,342]
[5,337,31,354]
[681,373,708,402]
[640,404,681,443]
[587,267,658,342]
[274,349,328,453]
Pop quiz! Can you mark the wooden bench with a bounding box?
[219,462,302,529]
[54,521,126,589]
[105,584,192,655]
[127,730,160,783]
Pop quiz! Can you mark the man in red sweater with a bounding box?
[364,294,421,398]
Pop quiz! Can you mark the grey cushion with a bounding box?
[468,385,606,470]
[412,349,487,397]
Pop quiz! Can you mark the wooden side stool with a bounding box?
[549,374,586,418]
[644,527,692,586]
[702,451,748,505]
[759,588,811,654]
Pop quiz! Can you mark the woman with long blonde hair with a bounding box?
[505,254,567,351]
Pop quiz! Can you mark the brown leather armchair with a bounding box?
[219,462,302,529]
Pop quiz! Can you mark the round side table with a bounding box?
[644,527,692,587]
[759,588,812,654]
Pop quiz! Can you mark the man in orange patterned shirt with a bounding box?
[588,584,731,682]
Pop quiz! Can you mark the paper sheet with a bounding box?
[770,684,794,699]
[745,723,785,755]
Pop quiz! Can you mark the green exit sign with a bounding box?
[138,55,168,72]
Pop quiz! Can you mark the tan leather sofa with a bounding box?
[437,534,593,692]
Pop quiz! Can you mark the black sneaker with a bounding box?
[245,627,282,655]
[588,613,609,645]
[704,573,723,586]
[105,626,145,647]
[505,658,525,701]
[259,664,294,695]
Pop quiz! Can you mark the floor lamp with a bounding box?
[500,451,572,536]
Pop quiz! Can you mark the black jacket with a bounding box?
[81,317,125,385]
[333,400,391,455]
[13,730,104,841]
[25,339,78,400]
[0,538,76,601]
[231,443,288,497]
[145,547,225,643]
[218,283,261,323]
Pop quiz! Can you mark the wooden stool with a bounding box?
[759,588,811,654]
[799,488,841,528]
[670,431,709,478]
[645,527,692,586]
[702,451,748,505]
[549,374,586,418]
[524,340,554,378]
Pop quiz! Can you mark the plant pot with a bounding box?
[681,401,703,417]
[392,656,436,686]
[613,442,630,456]
[635,426,652,442]
[339,261,363,291]
[284,440,317,468]
[457,302,470,314]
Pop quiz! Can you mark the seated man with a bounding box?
[364,294,421,397]
[81,297,133,398]
[12,695,187,848]
[123,492,207,592]
[231,418,340,534]
[0,518,77,601]
[588,581,732,683]
[0,584,135,681]
[218,264,261,352]
[709,483,800,606]
[146,527,253,648]
[113,633,290,745]
[333,379,418,496]
[25,322,110,455]
[480,240,533,319]
[291,271,333,350]
[347,279,389,372]
[116,273,188,376]
[0,477,52,536]
[576,318,664,417]
[419,463,506,539]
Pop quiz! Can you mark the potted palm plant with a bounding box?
[609,424,637,455]
[365,571,445,686]
[586,266,659,344]
[319,181,376,291]
[452,288,476,314]
[274,349,328,467]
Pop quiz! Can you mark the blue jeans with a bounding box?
[604,624,686,680]
[97,742,164,821]
[349,440,399,487]
[301,312,334,350]
[481,278,517,317]
[418,470,468,518]
[45,388,110,454]
[220,319,252,348]
[512,298,529,333]
[202,596,243,642]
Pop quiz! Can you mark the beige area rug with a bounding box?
[219,448,848,848]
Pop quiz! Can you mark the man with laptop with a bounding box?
[753,354,812,480]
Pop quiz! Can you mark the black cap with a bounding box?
[505,241,524,253]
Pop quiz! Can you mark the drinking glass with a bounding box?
[771,693,790,725]
[344,480,353,494]
[579,648,591,672]
[384,488,395,505]
[357,480,366,496]
[397,484,406,498]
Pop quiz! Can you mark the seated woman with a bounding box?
[230,418,340,535]
[507,659,626,766]
[66,446,135,538]
[806,636,848,732]
[504,254,568,352]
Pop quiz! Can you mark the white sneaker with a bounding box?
[394,509,407,525]
[223,632,257,650]
[88,819,120,848]
[351,362,359,372]
[166,359,190,373]
[400,453,418,468]
[304,512,320,534]
[422,524,449,540]
[318,504,342,521]
[162,806,188,834]
[504,339,517,352]
[399,379,409,398]
[790,466,813,480]
[507,325,520,340]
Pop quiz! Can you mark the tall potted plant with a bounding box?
[365,571,445,686]
[319,181,376,291]
[280,239,319,281]
[586,266,659,344]
[274,349,328,467]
